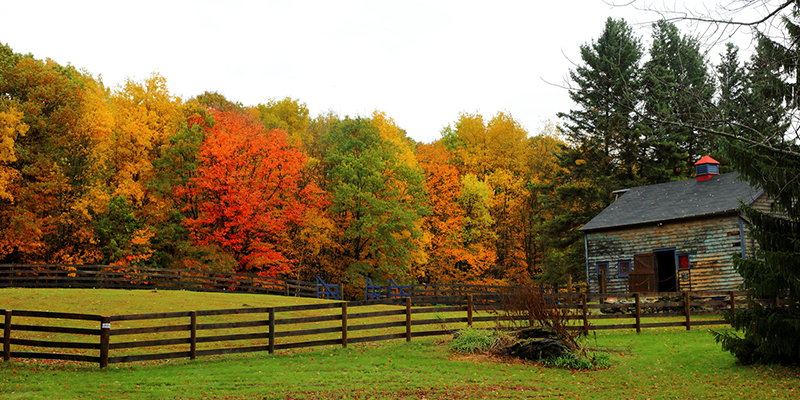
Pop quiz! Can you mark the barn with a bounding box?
[580,156,770,293]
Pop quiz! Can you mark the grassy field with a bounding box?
[1,289,799,399]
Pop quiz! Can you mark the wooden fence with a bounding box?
[0,264,317,298]
[1,295,498,368]
[0,264,588,302]
[3,290,787,368]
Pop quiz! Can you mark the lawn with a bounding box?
[1,289,799,399]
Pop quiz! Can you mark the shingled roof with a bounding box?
[580,172,762,232]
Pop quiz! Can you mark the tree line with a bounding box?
[0,11,796,302]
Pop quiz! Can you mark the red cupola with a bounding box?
[695,155,720,182]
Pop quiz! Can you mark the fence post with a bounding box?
[285,280,290,297]
[3,310,11,361]
[566,276,573,305]
[728,291,736,314]
[684,291,691,331]
[467,294,473,327]
[100,316,110,368]
[268,308,275,354]
[338,284,344,301]
[581,293,588,334]
[342,302,348,348]
[635,293,641,333]
[405,297,412,342]
[190,311,197,360]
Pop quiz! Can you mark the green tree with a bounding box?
[253,97,310,146]
[559,17,644,187]
[712,8,800,365]
[324,117,428,283]
[624,0,800,365]
[544,18,644,284]
[641,20,716,182]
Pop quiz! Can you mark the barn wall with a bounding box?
[585,214,745,293]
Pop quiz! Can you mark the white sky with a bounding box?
[0,1,758,143]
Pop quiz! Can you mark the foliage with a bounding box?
[0,42,107,264]
[708,4,800,365]
[641,19,716,182]
[324,116,428,283]
[539,352,610,370]
[449,327,503,354]
[179,109,325,276]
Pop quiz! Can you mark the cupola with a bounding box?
[694,155,720,182]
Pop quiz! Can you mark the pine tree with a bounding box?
[558,17,644,187]
[543,18,644,284]
[641,20,716,182]
[713,10,800,365]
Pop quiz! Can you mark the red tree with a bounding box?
[178,110,325,276]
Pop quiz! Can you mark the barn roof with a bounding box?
[580,172,762,232]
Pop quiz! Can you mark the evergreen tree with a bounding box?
[641,20,716,182]
[541,18,644,284]
[713,9,800,365]
[558,17,644,187]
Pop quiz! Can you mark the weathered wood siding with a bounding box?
[585,214,746,293]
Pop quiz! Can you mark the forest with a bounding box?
[0,17,787,291]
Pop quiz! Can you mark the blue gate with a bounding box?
[316,277,339,300]
[365,278,382,300]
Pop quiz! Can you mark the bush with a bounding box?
[449,327,502,354]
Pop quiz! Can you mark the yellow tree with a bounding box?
[96,73,183,266]
[253,97,310,146]
[522,121,567,278]
[440,112,532,282]
[0,103,28,203]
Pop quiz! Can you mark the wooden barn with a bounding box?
[580,156,770,293]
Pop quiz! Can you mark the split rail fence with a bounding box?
[2,290,789,368]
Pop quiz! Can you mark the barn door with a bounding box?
[630,252,657,293]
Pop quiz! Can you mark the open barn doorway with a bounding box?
[654,248,677,292]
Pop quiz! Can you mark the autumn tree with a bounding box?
[253,97,311,146]
[416,142,472,283]
[91,74,184,266]
[441,111,531,282]
[0,43,108,264]
[178,109,324,276]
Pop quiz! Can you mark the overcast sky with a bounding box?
[0,1,757,143]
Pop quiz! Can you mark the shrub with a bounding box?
[449,327,502,354]
[500,286,582,352]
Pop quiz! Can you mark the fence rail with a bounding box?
[0,264,317,297]
[3,290,788,368]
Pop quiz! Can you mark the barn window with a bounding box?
[678,254,691,270]
[618,260,631,277]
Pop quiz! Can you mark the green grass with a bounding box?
[1,289,799,399]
